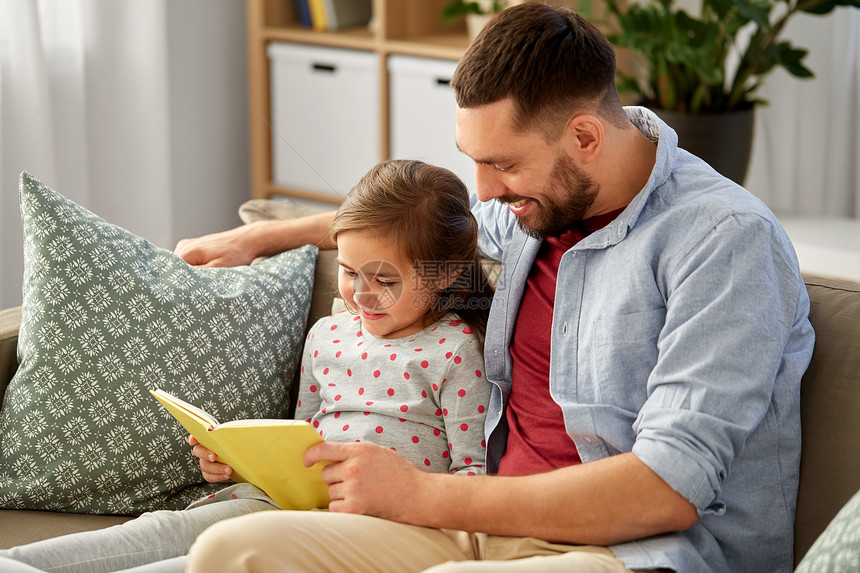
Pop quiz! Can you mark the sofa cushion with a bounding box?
[0,173,317,515]
[794,275,860,564]
[0,307,22,409]
[0,509,134,550]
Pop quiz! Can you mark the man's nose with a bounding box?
[474,164,506,203]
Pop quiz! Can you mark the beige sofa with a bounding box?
[1,201,858,569]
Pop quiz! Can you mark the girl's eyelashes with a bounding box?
[341,266,398,288]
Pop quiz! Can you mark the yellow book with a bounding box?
[150,389,330,510]
[307,0,329,32]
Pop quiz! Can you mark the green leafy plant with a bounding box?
[604,0,860,113]
[442,0,506,20]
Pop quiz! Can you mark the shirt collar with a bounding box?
[611,107,679,237]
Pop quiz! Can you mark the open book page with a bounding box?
[151,389,218,428]
[150,389,330,510]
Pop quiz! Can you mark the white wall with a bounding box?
[0,0,251,309]
[165,1,251,244]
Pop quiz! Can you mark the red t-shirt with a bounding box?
[497,209,624,476]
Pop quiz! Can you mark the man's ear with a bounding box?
[563,114,603,163]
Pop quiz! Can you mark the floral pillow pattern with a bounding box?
[0,172,317,514]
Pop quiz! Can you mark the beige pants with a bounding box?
[186,510,656,573]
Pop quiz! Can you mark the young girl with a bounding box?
[295,159,493,475]
[0,159,494,573]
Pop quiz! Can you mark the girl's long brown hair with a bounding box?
[330,160,494,342]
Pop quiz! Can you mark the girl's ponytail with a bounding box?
[428,211,493,342]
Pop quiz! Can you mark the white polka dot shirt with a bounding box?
[296,311,490,475]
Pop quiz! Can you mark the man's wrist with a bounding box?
[399,471,484,530]
[241,220,285,259]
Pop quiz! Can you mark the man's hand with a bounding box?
[189,435,234,482]
[307,445,697,545]
[175,226,259,268]
[175,212,338,268]
[304,441,426,521]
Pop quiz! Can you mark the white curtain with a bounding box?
[0,0,251,309]
[747,7,860,217]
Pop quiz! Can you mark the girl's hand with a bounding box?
[304,441,426,522]
[188,435,234,483]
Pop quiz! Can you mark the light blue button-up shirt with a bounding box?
[473,107,815,573]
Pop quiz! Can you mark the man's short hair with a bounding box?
[451,2,626,141]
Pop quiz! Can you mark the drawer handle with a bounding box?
[312,63,336,73]
[436,78,451,86]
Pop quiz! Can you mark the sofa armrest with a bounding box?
[0,306,22,408]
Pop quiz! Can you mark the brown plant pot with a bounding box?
[653,108,755,186]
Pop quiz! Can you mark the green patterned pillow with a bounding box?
[796,488,860,573]
[0,172,317,515]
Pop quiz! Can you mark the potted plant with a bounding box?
[603,0,860,183]
[442,0,510,40]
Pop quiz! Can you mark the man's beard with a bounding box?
[502,152,599,239]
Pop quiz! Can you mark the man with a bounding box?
[180,4,814,572]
